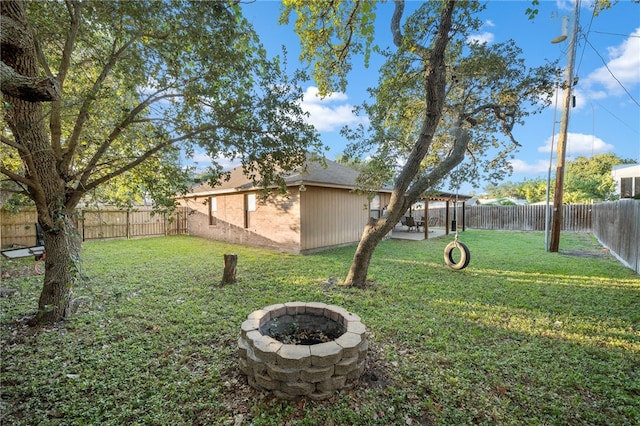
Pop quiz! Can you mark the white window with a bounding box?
[209,197,217,225]
[244,193,256,228]
[370,195,381,219]
[247,193,256,212]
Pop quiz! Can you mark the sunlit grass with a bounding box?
[432,298,639,351]
[1,230,638,425]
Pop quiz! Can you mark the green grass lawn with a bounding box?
[1,231,638,425]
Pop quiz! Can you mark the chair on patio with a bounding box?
[405,216,417,231]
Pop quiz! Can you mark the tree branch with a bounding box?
[393,0,455,193]
[408,125,470,200]
[0,165,35,188]
[67,133,188,207]
[391,0,405,47]
[391,0,429,58]
[1,133,29,155]
[70,120,228,207]
[60,31,145,173]
[467,102,520,146]
[0,61,60,101]
[74,90,183,190]
[49,0,85,158]
[57,0,83,86]
[0,10,60,102]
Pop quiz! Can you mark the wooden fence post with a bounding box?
[222,254,237,284]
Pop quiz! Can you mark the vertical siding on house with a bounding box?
[300,187,369,252]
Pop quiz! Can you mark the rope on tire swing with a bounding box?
[443,176,470,270]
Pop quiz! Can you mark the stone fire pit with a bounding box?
[238,302,367,400]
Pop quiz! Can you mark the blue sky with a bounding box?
[199,0,640,194]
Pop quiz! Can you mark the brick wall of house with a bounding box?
[180,190,302,253]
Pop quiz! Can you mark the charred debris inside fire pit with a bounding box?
[238,302,368,400]
[265,312,345,345]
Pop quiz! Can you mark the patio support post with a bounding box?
[462,201,466,231]
[445,200,450,236]
[424,198,429,239]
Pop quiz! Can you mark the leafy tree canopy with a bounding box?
[284,1,558,196]
[0,0,322,323]
[484,153,636,203]
[2,0,322,213]
[282,0,558,287]
[564,153,635,202]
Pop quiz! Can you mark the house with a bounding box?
[612,164,640,199]
[178,157,392,254]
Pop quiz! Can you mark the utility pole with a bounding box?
[549,0,580,253]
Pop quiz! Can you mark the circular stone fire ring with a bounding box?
[238,302,367,400]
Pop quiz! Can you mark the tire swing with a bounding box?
[443,185,470,270]
[444,235,470,270]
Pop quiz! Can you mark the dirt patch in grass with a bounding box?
[1,265,36,280]
[560,248,611,258]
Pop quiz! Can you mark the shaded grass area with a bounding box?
[1,231,639,425]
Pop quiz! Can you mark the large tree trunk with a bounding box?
[345,217,397,288]
[344,0,457,289]
[2,0,80,325]
[34,215,81,324]
[344,224,388,288]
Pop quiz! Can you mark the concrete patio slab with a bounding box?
[390,226,448,241]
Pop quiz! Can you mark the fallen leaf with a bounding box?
[297,398,306,410]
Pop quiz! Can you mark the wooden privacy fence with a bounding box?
[592,200,640,274]
[427,204,593,232]
[1,206,188,248]
[425,202,637,274]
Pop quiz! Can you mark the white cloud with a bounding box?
[582,27,640,96]
[303,87,348,104]
[466,19,496,45]
[299,86,367,132]
[556,0,570,11]
[467,32,495,45]
[555,0,584,12]
[510,158,551,174]
[187,150,240,172]
[192,151,212,164]
[537,132,614,155]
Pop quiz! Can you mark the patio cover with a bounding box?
[420,192,473,239]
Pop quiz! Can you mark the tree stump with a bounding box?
[222,254,237,284]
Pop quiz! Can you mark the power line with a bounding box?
[584,38,640,108]
[576,2,597,76]
[591,30,640,38]
[594,102,640,135]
